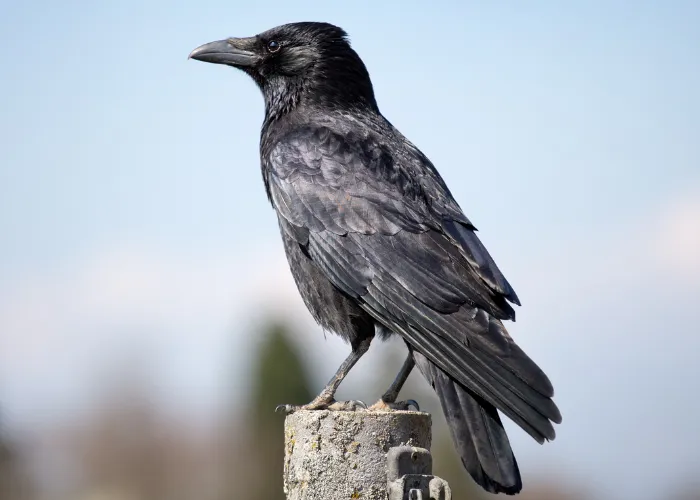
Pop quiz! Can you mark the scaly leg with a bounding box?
[276,336,372,413]
[370,352,420,411]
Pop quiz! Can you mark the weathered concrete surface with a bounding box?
[284,410,431,500]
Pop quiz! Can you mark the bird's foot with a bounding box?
[275,396,367,414]
[368,398,420,412]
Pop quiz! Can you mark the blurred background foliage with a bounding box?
[1,319,698,500]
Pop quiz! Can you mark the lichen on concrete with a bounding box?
[283,410,431,500]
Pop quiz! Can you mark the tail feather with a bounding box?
[414,351,523,495]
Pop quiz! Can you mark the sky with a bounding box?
[1,1,699,499]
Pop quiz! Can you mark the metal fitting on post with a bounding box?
[387,446,452,500]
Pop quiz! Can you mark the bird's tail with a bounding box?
[414,351,522,495]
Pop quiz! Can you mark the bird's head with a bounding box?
[189,22,378,119]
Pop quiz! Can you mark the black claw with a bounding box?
[275,404,294,414]
[354,400,368,409]
[406,399,420,411]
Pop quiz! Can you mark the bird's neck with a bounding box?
[262,76,305,128]
[261,75,379,128]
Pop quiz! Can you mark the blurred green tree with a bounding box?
[225,321,314,500]
[248,323,315,434]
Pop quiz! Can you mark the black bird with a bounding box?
[190,22,561,494]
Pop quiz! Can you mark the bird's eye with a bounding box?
[267,40,281,53]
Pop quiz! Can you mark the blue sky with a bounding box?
[1,1,699,499]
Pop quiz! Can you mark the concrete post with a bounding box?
[283,410,449,500]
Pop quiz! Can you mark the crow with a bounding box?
[190,22,561,494]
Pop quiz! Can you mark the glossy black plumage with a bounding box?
[190,22,561,494]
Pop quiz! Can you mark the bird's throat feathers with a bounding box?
[262,76,305,124]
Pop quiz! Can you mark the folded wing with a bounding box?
[267,124,561,444]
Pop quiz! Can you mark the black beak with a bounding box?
[188,37,260,67]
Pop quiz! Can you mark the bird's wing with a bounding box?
[266,124,561,441]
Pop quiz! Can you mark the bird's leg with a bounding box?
[369,353,420,411]
[276,337,372,414]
